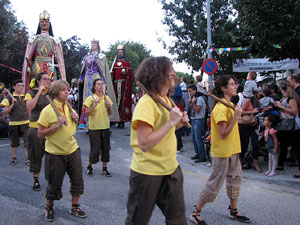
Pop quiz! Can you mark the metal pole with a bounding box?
[207,0,213,88]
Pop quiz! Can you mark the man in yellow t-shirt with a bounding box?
[125,57,189,225]
[38,80,85,222]
[84,78,113,176]
[0,80,29,165]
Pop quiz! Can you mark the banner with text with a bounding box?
[233,58,299,72]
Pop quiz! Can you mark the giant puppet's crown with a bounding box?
[91,39,99,45]
[117,45,125,50]
[39,10,50,21]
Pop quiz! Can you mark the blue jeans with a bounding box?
[191,118,206,159]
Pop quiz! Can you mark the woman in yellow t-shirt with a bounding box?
[125,57,189,225]
[38,80,85,222]
[24,72,50,191]
[190,76,251,225]
[84,78,112,176]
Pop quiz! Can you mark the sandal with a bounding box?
[10,157,17,165]
[44,205,54,222]
[70,204,87,218]
[228,206,251,223]
[33,177,40,191]
[86,166,93,176]
[190,205,207,225]
[102,168,112,177]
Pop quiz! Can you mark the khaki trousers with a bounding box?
[200,154,242,203]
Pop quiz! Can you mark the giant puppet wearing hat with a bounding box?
[78,40,119,128]
[111,45,133,128]
[22,10,66,92]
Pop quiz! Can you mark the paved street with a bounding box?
[0,123,300,225]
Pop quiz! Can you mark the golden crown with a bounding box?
[91,39,99,45]
[39,10,50,21]
[117,45,125,50]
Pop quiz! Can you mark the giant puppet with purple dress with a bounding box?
[111,45,133,128]
[78,40,119,128]
[22,10,66,92]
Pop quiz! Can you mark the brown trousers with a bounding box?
[28,127,45,174]
[44,148,84,201]
[125,166,187,225]
[200,154,242,203]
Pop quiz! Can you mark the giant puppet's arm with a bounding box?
[54,41,66,81]
[22,37,38,93]
[78,56,86,84]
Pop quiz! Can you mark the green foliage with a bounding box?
[232,0,300,61]
[60,36,89,83]
[0,0,28,87]
[159,0,248,75]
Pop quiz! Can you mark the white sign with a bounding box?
[233,58,299,72]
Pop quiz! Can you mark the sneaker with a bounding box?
[10,157,17,165]
[102,170,112,177]
[86,166,93,176]
[191,155,200,160]
[70,204,87,218]
[25,158,30,166]
[194,158,207,163]
[44,205,54,222]
[33,178,40,191]
[177,149,183,154]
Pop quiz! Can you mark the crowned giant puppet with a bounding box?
[111,45,133,128]
[22,10,66,92]
[78,40,119,128]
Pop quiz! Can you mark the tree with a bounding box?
[232,0,300,61]
[60,35,89,83]
[0,0,28,87]
[159,0,249,75]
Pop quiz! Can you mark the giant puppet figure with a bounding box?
[111,45,133,128]
[78,40,119,128]
[22,10,66,92]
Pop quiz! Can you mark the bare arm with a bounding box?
[136,107,183,152]
[275,99,298,116]
[241,98,259,115]
[218,106,242,139]
[271,132,279,154]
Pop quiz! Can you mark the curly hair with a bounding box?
[135,56,173,93]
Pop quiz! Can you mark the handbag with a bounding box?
[239,114,256,125]
[278,118,295,131]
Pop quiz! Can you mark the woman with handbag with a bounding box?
[239,88,262,172]
[274,80,300,170]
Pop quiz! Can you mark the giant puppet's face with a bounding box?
[91,43,99,52]
[40,19,50,32]
[117,50,125,59]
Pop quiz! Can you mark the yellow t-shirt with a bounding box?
[130,94,178,175]
[24,90,48,128]
[0,94,29,125]
[38,99,78,155]
[83,94,112,130]
[210,100,241,157]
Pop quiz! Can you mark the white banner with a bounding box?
[233,58,299,72]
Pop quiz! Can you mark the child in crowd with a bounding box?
[195,75,204,93]
[243,71,257,98]
[263,114,279,177]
